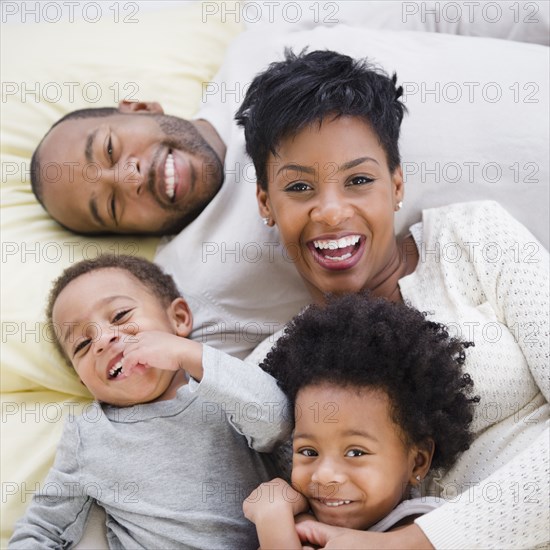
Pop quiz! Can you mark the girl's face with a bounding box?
[291,384,432,530]
[257,116,403,301]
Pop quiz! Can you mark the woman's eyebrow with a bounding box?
[338,157,379,171]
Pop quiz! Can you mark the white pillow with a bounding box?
[241,1,550,46]
[199,24,549,248]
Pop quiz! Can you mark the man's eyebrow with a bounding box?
[89,194,105,227]
[85,129,98,164]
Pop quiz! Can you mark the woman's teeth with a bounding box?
[165,153,175,199]
[313,235,360,250]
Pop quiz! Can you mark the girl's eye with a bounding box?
[285,182,312,193]
[112,309,131,323]
[73,339,91,356]
[298,448,318,457]
[345,449,366,457]
[349,176,374,186]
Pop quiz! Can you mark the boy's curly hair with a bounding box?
[261,293,479,472]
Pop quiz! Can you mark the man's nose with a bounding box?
[117,157,143,196]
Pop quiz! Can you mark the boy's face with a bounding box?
[52,268,186,406]
[256,116,403,301]
[291,384,425,530]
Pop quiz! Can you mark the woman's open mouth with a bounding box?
[308,234,365,271]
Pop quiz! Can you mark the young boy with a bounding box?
[243,294,478,549]
[9,254,291,550]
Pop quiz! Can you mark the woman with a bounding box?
[236,50,549,549]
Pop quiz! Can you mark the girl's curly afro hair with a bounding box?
[260,293,480,472]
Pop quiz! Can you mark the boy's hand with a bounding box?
[122,331,203,380]
[243,478,309,525]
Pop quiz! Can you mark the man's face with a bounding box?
[38,112,223,234]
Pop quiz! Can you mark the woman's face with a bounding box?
[258,116,403,299]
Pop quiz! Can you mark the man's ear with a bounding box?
[118,100,164,114]
[168,298,193,338]
[256,184,272,219]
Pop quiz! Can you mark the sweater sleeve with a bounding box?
[9,418,94,549]
[416,201,550,549]
[187,344,292,452]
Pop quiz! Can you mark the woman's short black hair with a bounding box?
[235,49,407,190]
[261,293,479,472]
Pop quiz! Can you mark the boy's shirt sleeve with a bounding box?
[9,417,94,549]
[188,344,292,452]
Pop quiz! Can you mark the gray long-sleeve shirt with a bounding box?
[9,346,291,549]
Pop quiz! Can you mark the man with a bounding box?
[31,101,225,235]
[32,97,310,359]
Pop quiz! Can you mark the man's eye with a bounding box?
[74,339,91,356]
[110,195,117,223]
[286,182,312,192]
[107,137,114,162]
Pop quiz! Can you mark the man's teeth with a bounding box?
[313,235,360,250]
[323,500,352,507]
[109,359,124,379]
[165,153,175,199]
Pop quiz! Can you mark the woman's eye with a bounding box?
[349,176,374,186]
[112,309,131,323]
[286,182,312,192]
[298,448,318,457]
[345,449,366,457]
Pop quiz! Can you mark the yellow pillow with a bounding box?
[1,3,242,545]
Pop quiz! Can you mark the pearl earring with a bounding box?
[262,217,270,226]
[396,200,403,211]
[415,475,421,482]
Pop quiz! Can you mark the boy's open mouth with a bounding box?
[107,355,124,380]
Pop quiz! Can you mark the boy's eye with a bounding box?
[345,449,366,457]
[285,182,312,193]
[112,309,132,323]
[348,176,374,186]
[298,448,318,457]
[73,339,91,356]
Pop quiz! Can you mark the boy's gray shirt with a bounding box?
[9,346,291,549]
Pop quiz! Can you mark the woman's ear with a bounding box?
[118,100,164,114]
[392,165,404,206]
[256,184,274,224]
[168,298,193,338]
[410,438,435,486]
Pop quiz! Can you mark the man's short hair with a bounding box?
[31,107,119,206]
